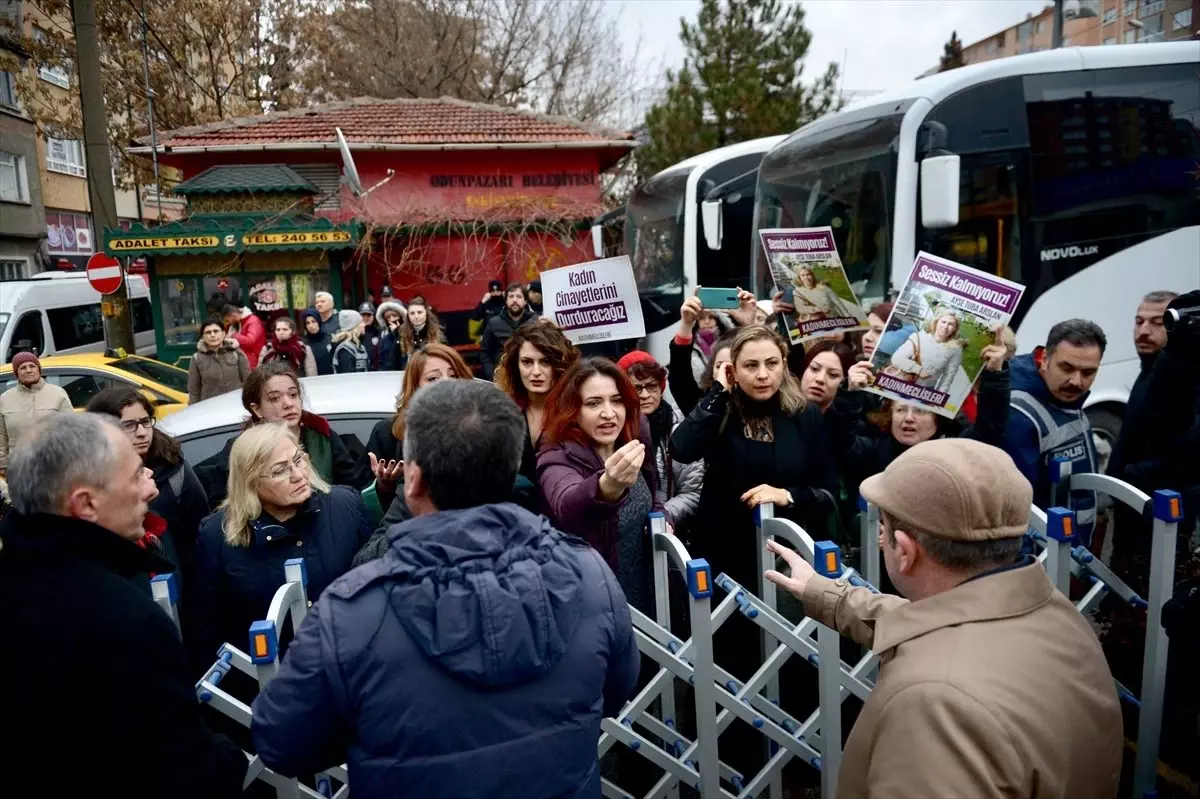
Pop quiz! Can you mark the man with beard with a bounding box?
[479,282,536,380]
[1003,319,1106,547]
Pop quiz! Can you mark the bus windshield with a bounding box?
[625,167,693,297]
[754,113,903,305]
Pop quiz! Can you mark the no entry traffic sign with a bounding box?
[86,253,124,295]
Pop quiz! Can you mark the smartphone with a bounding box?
[696,287,741,310]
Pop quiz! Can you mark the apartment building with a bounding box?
[0,1,183,277]
[961,0,1197,67]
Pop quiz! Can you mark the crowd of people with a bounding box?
[0,280,1196,799]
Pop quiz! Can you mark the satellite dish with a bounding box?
[336,127,364,197]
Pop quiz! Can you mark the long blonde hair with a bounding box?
[729,325,806,416]
[220,422,330,547]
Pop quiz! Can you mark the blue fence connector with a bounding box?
[686,559,712,599]
[753,717,764,729]
[150,572,178,604]
[1045,506,1075,542]
[719,576,735,593]
[621,718,632,727]
[317,777,332,797]
[198,688,213,702]
[813,540,841,578]
[807,653,820,668]
[283,557,308,587]
[856,493,868,511]
[689,675,695,685]
[685,759,696,770]
[726,680,739,693]
[667,640,681,654]
[248,619,279,665]
[1071,546,1095,565]
[629,739,640,751]
[1048,457,1073,484]
[847,573,880,593]
[732,776,745,793]
[769,740,779,757]
[1152,489,1184,522]
[782,719,797,734]
[219,649,233,664]
[674,740,685,757]
[810,756,823,771]
[771,698,780,706]
[664,718,674,728]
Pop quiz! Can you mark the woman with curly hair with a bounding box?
[495,320,580,488]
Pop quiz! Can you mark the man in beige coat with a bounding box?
[767,438,1122,798]
[0,352,72,473]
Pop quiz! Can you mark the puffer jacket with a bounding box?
[0,379,73,470]
[188,339,250,403]
[251,503,640,799]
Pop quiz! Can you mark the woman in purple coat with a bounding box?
[537,357,664,614]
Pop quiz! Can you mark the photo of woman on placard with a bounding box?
[885,311,965,393]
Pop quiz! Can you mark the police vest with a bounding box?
[1010,390,1098,542]
[333,340,368,373]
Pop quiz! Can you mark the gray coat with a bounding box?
[187,339,250,403]
[662,420,704,528]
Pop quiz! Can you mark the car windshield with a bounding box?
[111,356,190,394]
[754,113,903,305]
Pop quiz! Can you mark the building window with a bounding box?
[1035,19,1046,33]
[45,137,86,177]
[1124,0,1137,15]
[1137,12,1164,38]
[0,71,16,107]
[1172,7,1192,29]
[46,211,94,255]
[1018,20,1034,40]
[1063,37,1073,45]
[1123,27,1137,42]
[0,259,29,281]
[1139,0,1164,17]
[1103,35,1117,44]
[0,152,29,203]
[33,27,71,89]
[1103,6,1118,23]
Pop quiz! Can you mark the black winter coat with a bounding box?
[0,512,247,797]
[669,385,838,589]
[480,308,537,380]
[189,486,373,669]
[304,329,335,376]
[150,458,210,572]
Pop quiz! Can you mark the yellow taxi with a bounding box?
[0,352,190,417]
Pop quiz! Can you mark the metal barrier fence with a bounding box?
[149,471,1182,799]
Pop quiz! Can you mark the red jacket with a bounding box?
[229,310,266,368]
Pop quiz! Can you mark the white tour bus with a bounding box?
[745,42,1199,447]
[610,136,786,364]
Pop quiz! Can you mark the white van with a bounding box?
[0,271,156,363]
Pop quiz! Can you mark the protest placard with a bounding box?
[758,227,870,344]
[540,255,646,345]
[866,251,1026,418]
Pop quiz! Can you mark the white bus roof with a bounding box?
[650,135,788,179]
[818,42,1199,126]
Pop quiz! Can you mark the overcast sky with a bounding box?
[610,0,1050,99]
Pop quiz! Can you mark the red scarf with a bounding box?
[266,333,307,373]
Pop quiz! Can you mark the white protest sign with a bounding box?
[540,255,646,345]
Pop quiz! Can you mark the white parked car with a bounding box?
[159,372,403,478]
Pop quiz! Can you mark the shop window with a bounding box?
[46,211,94,254]
[161,278,201,348]
[202,276,244,318]
[46,304,104,350]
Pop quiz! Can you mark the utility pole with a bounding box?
[1052,0,1065,48]
[72,0,135,354]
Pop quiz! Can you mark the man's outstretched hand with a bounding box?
[763,539,817,599]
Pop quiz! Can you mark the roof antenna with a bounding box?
[336,127,394,198]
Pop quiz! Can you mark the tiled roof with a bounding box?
[173,164,318,195]
[143,97,636,150]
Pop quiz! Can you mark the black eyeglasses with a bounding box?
[120,417,155,433]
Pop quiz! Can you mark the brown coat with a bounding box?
[802,559,1122,799]
[188,339,250,403]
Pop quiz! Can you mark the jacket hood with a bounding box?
[1010,352,1087,410]
[384,503,585,688]
[196,337,239,354]
[377,300,406,320]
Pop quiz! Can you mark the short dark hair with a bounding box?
[201,315,225,333]
[403,380,524,510]
[1046,319,1106,357]
[220,304,240,317]
[882,509,1022,571]
[506,282,526,298]
[85,385,182,467]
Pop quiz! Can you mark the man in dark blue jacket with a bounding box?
[251,379,640,799]
[1004,319,1106,546]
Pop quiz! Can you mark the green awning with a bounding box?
[173,164,319,196]
[104,216,362,258]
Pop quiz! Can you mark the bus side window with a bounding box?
[7,311,45,361]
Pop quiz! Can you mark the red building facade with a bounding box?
[132,97,634,342]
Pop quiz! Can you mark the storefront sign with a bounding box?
[540,255,645,345]
[242,231,353,247]
[109,235,221,252]
[428,171,597,190]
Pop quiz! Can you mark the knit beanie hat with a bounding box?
[337,309,362,333]
[11,352,40,373]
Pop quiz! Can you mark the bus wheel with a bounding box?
[1087,406,1122,476]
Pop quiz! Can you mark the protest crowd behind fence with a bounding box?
[0,241,1197,799]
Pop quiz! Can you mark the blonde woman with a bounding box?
[332,309,368,374]
[790,264,858,322]
[188,422,372,667]
[886,311,966,394]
